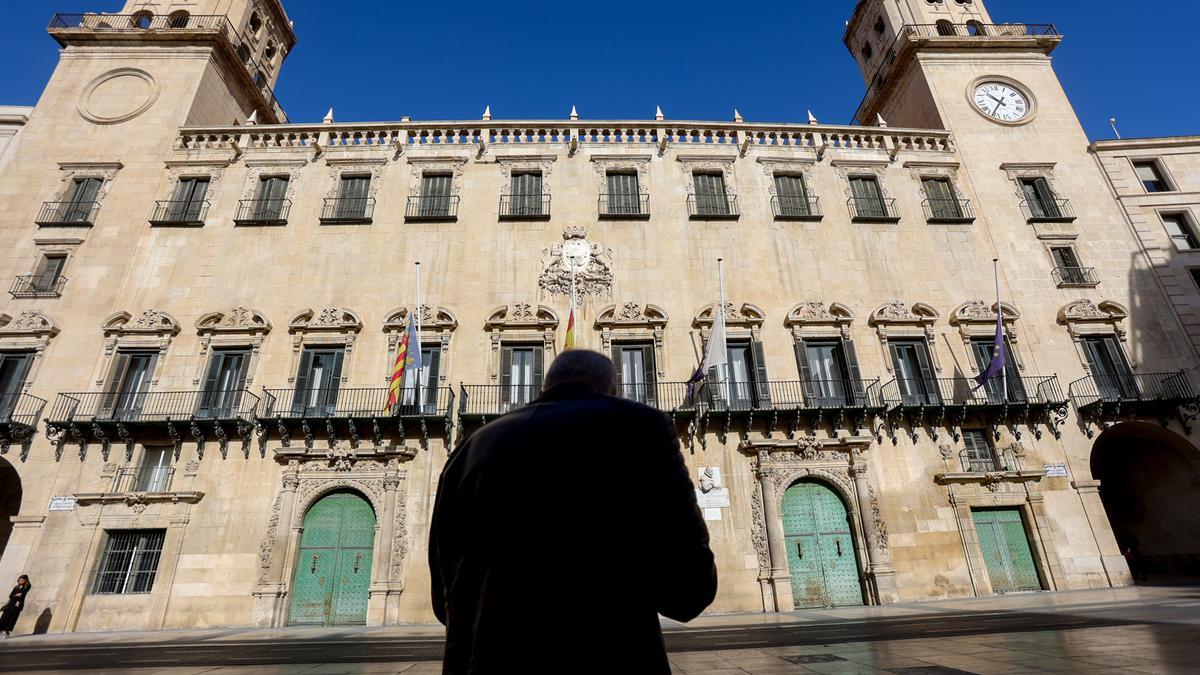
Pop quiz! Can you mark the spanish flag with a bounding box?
[564,308,576,350]
[385,315,411,412]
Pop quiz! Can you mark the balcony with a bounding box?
[111,465,175,493]
[256,386,455,447]
[35,201,99,227]
[1021,198,1076,223]
[149,199,209,227]
[45,389,259,456]
[687,195,740,220]
[0,391,48,452]
[1068,371,1200,436]
[459,382,700,422]
[922,198,975,224]
[1052,266,1100,288]
[934,445,1047,487]
[771,195,823,221]
[10,275,67,299]
[848,197,901,223]
[405,195,460,222]
[499,194,551,220]
[598,193,650,219]
[233,198,290,226]
[880,376,1068,443]
[320,197,375,225]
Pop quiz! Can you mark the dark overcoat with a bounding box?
[0,583,30,632]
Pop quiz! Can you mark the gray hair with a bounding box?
[543,350,618,395]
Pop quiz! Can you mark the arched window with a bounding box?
[860,43,874,61]
[131,11,153,29]
[264,41,277,62]
[966,20,985,36]
[168,11,189,29]
[249,12,262,35]
[936,20,956,36]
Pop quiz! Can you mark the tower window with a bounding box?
[131,11,152,29]
[966,20,985,36]
[249,12,263,35]
[860,43,874,61]
[1133,161,1171,193]
[1162,213,1200,251]
[873,17,885,35]
[264,41,278,62]
[936,20,956,36]
[167,11,190,29]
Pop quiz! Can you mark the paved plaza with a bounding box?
[2,585,1198,673]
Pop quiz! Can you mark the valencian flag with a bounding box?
[385,314,412,412]
[564,309,576,350]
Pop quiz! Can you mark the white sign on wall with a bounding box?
[1044,463,1069,478]
[48,496,77,512]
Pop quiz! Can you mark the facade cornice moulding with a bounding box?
[324,156,388,166]
[1091,136,1200,152]
[588,153,654,161]
[903,160,961,170]
[164,158,233,169]
[493,153,558,162]
[57,161,122,171]
[676,153,739,162]
[244,158,308,168]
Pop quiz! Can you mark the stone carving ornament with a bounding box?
[679,158,737,197]
[591,157,650,192]
[498,157,556,195]
[758,158,816,197]
[407,158,467,196]
[539,226,614,300]
[241,162,305,203]
[0,311,60,337]
[56,162,122,204]
[324,159,386,200]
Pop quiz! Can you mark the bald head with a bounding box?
[543,350,618,396]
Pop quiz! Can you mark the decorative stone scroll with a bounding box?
[950,301,1025,372]
[832,159,893,201]
[407,156,467,196]
[56,161,122,204]
[286,307,363,385]
[484,304,559,384]
[539,226,613,301]
[785,301,854,340]
[677,154,738,197]
[383,305,458,386]
[193,307,272,386]
[693,302,765,333]
[758,157,817,197]
[497,154,556,195]
[868,301,941,373]
[1057,300,1132,370]
[241,159,306,203]
[590,154,651,192]
[163,159,227,203]
[595,303,668,380]
[95,310,181,387]
[324,157,387,200]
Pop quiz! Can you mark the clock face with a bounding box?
[972,82,1030,122]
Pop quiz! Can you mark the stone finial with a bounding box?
[323,108,335,124]
[482,105,492,120]
[569,105,579,120]
[400,115,411,122]
[246,110,258,125]
[654,105,664,121]
[807,110,818,125]
[876,113,888,128]
[733,109,743,123]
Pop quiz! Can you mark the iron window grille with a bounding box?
[111,465,175,493]
[848,196,900,222]
[35,200,100,226]
[405,195,460,221]
[10,274,67,298]
[234,198,291,225]
[1052,266,1100,288]
[771,195,822,220]
[149,199,210,226]
[92,530,166,594]
[320,197,375,224]
[499,194,551,220]
[598,192,650,218]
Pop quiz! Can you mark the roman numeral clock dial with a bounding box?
[972,82,1032,123]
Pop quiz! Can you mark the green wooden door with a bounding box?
[781,482,864,608]
[973,508,1042,594]
[289,492,376,626]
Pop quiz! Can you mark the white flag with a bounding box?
[703,306,728,372]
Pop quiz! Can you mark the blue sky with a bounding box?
[2,1,1196,140]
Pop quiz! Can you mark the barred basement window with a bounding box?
[93,530,166,594]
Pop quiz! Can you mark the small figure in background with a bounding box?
[0,575,31,638]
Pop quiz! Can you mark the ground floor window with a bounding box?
[93,530,166,594]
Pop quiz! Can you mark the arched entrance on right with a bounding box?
[288,490,376,626]
[781,480,865,608]
[1091,422,1200,579]
[0,457,21,562]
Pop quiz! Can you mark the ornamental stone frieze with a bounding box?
[539,226,613,302]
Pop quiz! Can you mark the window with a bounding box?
[1050,246,1089,285]
[774,174,812,217]
[693,172,730,216]
[168,177,209,221]
[1191,268,1200,292]
[796,339,865,407]
[605,172,641,215]
[419,173,453,217]
[889,340,939,405]
[332,174,371,220]
[1019,177,1062,219]
[198,348,250,418]
[264,41,277,63]
[0,352,34,423]
[401,345,442,414]
[31,254,66,293]
[93,530,166,594]
[849,175,888,219]
[101,351,157,420]
[131,11,153,29]
[64,177,102,222]
[860,43,873,61]
[1133,161,1170,193]
[922,177,963,219]
[970,337,1026,402]
[293,347,344,417]
[962,430,997,472]
[253,176,289,219]
[501,345,542,407]
[509,172,544,216]
[135,447,172,492]
[873,17,886,35]
[936,20,956,36]
[1081,335,1138,400]
[614,343,656,405]
[249,11,262,34]
[167,11,189,28]
[710,340,770,410]
[1162,213,1200,250]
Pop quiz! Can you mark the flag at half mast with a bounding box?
[686,303,728,403]
[385,313,411,412]
[564,308,576,350]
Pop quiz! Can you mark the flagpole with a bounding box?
[415,261,422,404]
[570,258,577,348]
[717,257,725,388]
[994,258,1006,402]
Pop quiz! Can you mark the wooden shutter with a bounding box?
[751,340,772,407]
[67,178,102,221]
[641,345,658,407]
[424,346,441,389]
[324,350,345,413]
[292,349,315,413]
[775,174,809,215]
[34,255,65,291]
[420,174,451,215]
[963,430,992,465]
[100,352,132,414]
[611,345,624,391]
[694,173,727,215]
[531,347,544,395]
[499,346,513,404]
[793,337,814,401]
[842,339,866,405]
[922,178,958,218]
[914,342,939,404]
[199,352,227,415]
[851,176,883,217]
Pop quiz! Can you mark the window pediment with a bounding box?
[868,301,939,327]
[196,306,272,337]
[595,303,668,330]
[288,307,362,334]
[484,303,559,330]
[693,302,765,337]
[0,310,61,339]
[785,301,854,339]
[950,300,1020,326]
[384,305,459,333]
[1058,299,1128,341]
[102,310,181,338]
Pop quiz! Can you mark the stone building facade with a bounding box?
[0,0,1197,633]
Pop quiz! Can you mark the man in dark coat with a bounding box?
[430,350,717,674]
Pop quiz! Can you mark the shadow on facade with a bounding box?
[0,457,20,561]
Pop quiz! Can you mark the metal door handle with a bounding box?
[836,540,843,557]
[796,541,803,559]
[353,552,363,573]
[311,554,319,573]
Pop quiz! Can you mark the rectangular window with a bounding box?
[709,340,770,410]
[613,343,656,405]
[334,174,371,219]
[169,177,209,221]
[93,530,166,595]
[889,340,939,406]
[970,337,1026,403]
[32,254,67,292]
[419,173,452,217]
[850,176,886,218]
[802,341,850,407]
[101,350,158,421]
[64,177,102,222]
[1134,161,1169,193]
[0,352,34,423]
[510,173,544,216]
[254,176,289,219]
[198,348,251,418]
[606,172,641,215]
[1081,335,1138,400]
[922,177,962,219]
[774,174,811,216]
[962,430,996,472]
[1050,246,1088,285]
[693,172,729,216]
[500,345,542,406]
[135,447,172,492]
[1019,177,1061,219]
[401,345,442,414]
[1162,213,1200,250]
[292,347,344,417]
[1191,268,1200,292]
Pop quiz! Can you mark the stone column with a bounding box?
[758,466,792,611]
[851,463,898,604]
[368,471,400,626]
[1072,479,1130,586]
[253,466,299,627]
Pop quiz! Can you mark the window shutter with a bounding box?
[963,430,992,464]
[424,346,442,389]
[611,345,624,390]
[71,177,102,204]
[751,340,772,407]
[292,349,315,414]
[793,337,814,401]
[842,339,866,405]
[499,346,513,404]
[914,342,939,405]
[199,352,227,415]
[642,345,658,407]
[532,347,544,395]
[100,352,133,415]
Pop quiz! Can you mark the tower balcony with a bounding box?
[1068,371,1200,437]
[880,375,1068,444]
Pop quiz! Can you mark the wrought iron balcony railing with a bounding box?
[771,195,822,221]
[848,197,901,222]
[686,194,740,220]
[922,198,975,223]
[959,447,1020,474]
[499,194,551,220]
[598,192,650,219]
[257,387,454,419]
[0,391,48,431]
[47,389,259,425]
[320,197,375,224]
[112,465,175,493]
[233,198,291,225]
[1068,371,1199,434]
[149,199,209,226]
[1021,198,1076,223]
[882,375,1065,409]
[35,200,99,226]
[10,275,67,299]
[405,195,460,221]
[1052,266,1100,288]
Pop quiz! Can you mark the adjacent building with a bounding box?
[0,0,1197,633]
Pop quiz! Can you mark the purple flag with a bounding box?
[974,308,1006,389]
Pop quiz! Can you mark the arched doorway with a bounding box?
[1091,423,1200,579]
[781,480,864,608]
[289,490,376,626]
[0,458,20,561]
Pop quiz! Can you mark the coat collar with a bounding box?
[535,381,606,403]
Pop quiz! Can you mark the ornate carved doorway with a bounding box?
[288,491,375,626]
[782,480,864,608]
